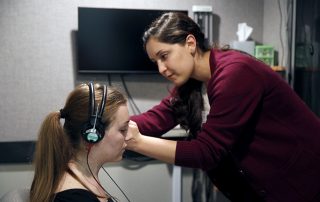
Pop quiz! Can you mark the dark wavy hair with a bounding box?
[143,12,210,138]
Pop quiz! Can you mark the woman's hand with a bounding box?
[125,120,177,164]
[125,120,141,151]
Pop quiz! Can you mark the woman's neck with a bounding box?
[71,156,99,179]
[67,159,108,199]
[192,50,211,83]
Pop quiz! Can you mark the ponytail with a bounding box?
[30,111,72,202]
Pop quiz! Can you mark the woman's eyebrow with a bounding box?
[155,49,165,57]
[121,120,130,127]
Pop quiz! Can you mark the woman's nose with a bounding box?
[157,61,167,74]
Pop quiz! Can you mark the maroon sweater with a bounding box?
[131,49,320,202]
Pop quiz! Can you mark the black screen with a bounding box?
[77,7,188,74]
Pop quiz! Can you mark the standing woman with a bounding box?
[30,83,130,202]
[126,12,320,202]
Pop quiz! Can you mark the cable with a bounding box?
[86,146,116,202]
[107,74,135,115]
[118,75,138,115]
[121,75,141,114]
[87,146,131,202]
[108,74,138,116]
[102,166,131,202]
[126,92,138,116]
[107,74,112,86]
[120,75,141,114]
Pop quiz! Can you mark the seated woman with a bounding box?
[30,82,130,202]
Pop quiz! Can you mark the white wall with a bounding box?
[0,0,269,201]
[263,0,292,68]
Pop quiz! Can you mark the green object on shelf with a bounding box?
[255,45,274,66]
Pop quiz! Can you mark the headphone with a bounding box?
[81,82,107,143]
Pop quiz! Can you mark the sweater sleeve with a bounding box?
[130,95,178,137]
[175,62,265,171]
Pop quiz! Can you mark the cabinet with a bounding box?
[292,0,320,116]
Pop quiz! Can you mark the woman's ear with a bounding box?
[185,34,197,55]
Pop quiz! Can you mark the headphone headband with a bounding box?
[82,82,107,143]
[88,82,95,118]
[99,84,107,117]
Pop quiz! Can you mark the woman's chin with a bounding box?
[173,79,188,87]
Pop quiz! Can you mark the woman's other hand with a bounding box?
[126,120,176,163]
[125,120,141,150]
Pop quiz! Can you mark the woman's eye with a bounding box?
[160,53,168,60]
[120,128,128,135]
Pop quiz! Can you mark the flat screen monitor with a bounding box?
[77,7,188,74]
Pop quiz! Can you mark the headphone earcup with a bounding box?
[94,120,105,141]
[81,121,104,143]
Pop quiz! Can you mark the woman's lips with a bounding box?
[167,74,174,79]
